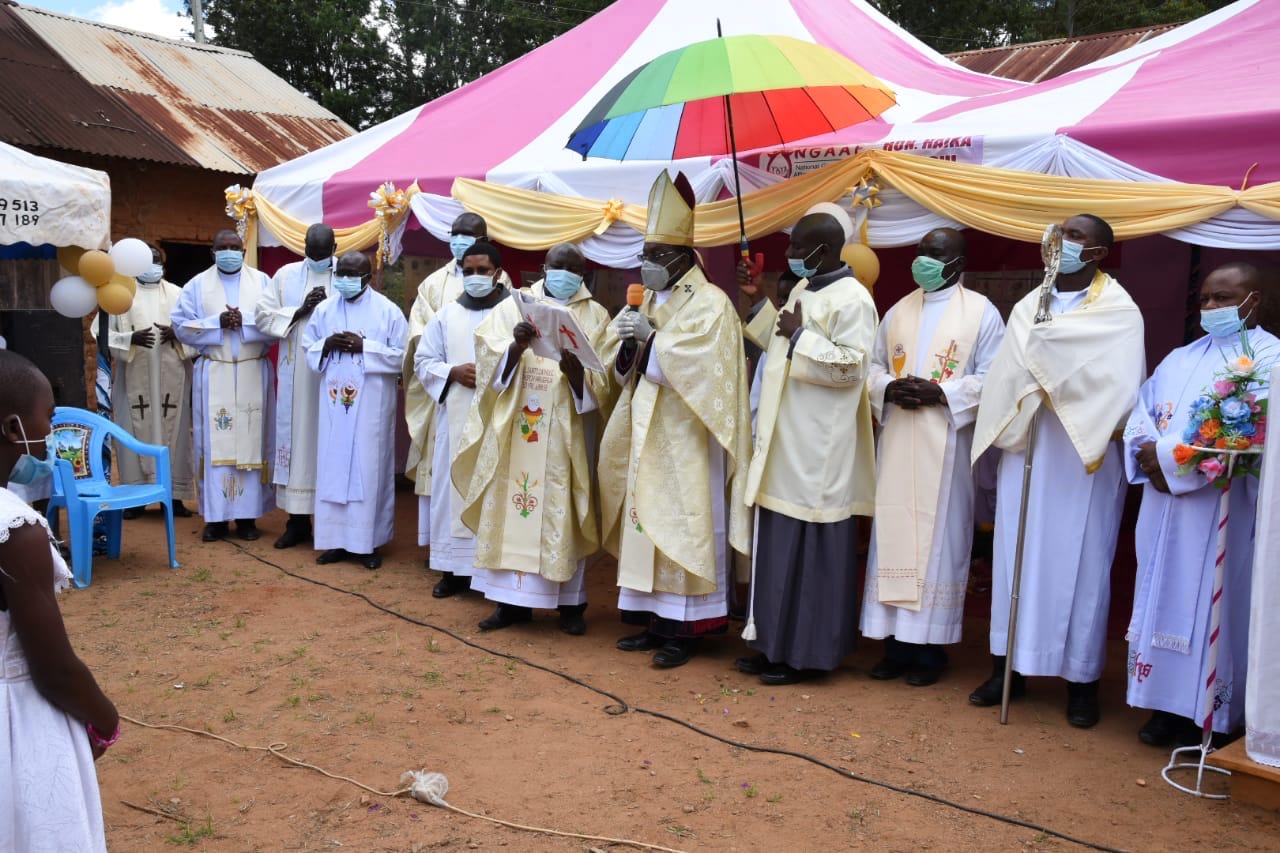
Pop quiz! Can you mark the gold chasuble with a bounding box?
[972,271,1145,472]
[598,264,753,597]
[452,281,616,582]
[743,273,878,522]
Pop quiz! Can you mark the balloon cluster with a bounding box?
[49,238,152,319]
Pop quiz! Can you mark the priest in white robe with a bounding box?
[969,214,1145,728]
[256,223,335,549]
[732,213,877,686]
[453,243,617,634]
[171,229,275,542]
[404,213,511,556]
[860,228,1005,687]
[414,240,511,598]
[599,171,753,669]
[302,252,407,570]
[1247,360,1280,768]
[107,244,195,518]
[1123,262,1275,746]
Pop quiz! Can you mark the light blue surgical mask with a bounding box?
[1201,295,1256,338]
[450,234,478,263]
[306,256,333,273]
[544,269,583,300]
[8,417,55,485]
[787,245,823,280]
[911,255,958,292]
[215,249,243,273]
[1058,240,1100,275]
[334,276,365,299]
[136,263,164,285]
[463,274,496,298]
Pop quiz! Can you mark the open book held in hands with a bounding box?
[513,289,605,372]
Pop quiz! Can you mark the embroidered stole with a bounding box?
[874,287,985,610]
[495,360,558,573]
[199,268,266,469]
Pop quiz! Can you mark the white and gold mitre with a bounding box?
[645,170,696,247]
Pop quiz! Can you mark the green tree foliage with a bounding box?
[189,0,611,129]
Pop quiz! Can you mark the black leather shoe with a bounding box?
[359,552,382,570]
[1139,710,1194,747]
[317,548,347,565]
[759,664,823,686]
[1066,680,1101,729]
[906,665,945,687]
[235,518,260,541]
[123,506,144,520]
[869,657,910,680]
[735,653,770,675]
[969,671,1025,706]
[171,501,193,518]
[557,604,587,636]
[432,572,467,598]
[202,522,229,542]
[616,630,663,652]
[274,517,312,549]
[653,638,700,668]
[479,604,533,632]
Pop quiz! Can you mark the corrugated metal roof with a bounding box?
[948,23,1183,82]
[0,2,352,173]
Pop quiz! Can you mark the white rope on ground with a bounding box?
[120,714,688,853]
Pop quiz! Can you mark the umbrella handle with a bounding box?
[740,242,764,278]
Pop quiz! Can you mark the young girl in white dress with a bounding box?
[0,349,118,852]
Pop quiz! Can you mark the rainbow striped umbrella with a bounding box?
[566,34,896,161]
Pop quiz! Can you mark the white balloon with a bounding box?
[109,237,153,277]
[50,275,100,318]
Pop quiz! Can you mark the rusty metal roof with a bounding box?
[948,23,1183,82]
[0,1,352,174]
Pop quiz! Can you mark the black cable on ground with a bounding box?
[224,542,1128,853]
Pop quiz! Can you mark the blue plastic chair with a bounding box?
[45,406,180,588]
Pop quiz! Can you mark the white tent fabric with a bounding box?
[0,141,110,250]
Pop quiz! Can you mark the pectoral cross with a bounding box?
[132,396,150,418]
[162,393,177,418]
[559,324,578,349]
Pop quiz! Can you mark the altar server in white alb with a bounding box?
[969,214,1145,728]
[107,243,196,519]
[414,241,511,598]
[302,252,407,570]
[171,229,275,542]
[256,223,335,549]
[404,213,512,559]
[1123,262,1276,747]
[861,228,1004,687]
[453,243,617,635]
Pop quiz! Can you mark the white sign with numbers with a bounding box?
[0,140,110,250]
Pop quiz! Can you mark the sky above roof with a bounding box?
[22,0,193,41]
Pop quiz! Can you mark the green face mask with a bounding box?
[911,255,957,292]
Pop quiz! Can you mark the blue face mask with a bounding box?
[136,263,164,285]
[8,417,54,485]
[1201,295,1256,338]
[334,276,365,299]
[214,249,244,273]
[544,269,583,300]
[1058,240,1100,275]
[306,256,333,273]
[463,274,496,298]
[450,234,478,263]
[787,245,823,280]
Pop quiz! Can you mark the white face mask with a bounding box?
[641,257,679,291]
[136,263,164,284]
[463,274,496,298]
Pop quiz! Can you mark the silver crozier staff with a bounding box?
[1000,223,1063,725]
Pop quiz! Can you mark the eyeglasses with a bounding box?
[636,250,678,264]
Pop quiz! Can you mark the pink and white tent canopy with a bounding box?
[252,0,1280,260]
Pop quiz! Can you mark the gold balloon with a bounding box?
[78,250,115,288]
[109,271,137,297]
[57,245,87,274]
[96,281,134,315]
[841,243,879,291]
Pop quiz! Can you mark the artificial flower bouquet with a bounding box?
[1174,351,1268,485]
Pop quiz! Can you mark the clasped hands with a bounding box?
[885,376,947,409]
[323,331,364,355]
[614,311,654,342]
[131,324,177,348]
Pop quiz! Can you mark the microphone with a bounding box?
[626,283,644,311]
